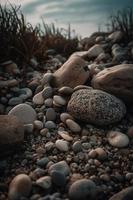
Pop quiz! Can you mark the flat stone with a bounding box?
[58,131,73,141]
[66,119,81,133]
[55,140,69,152]
[87,44,104,58]
[33,92,44,105]
[53,95,67,106]
[8,97,23,106]
[60,113,73,123]
[58,86,74,95]
[46,108,56,121]
[8,103,37,124]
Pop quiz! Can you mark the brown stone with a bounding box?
[53,56,90,88]
[91,64,133,103]
[0,115,24,154]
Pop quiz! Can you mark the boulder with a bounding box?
[91,64,133,103]
[53,56,90,88]
[108,31,123,43]
[0,115,24,154]
[87,44,104,59]
[67,89,126,126]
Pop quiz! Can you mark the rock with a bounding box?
[24,124,34,134]
[53,56,90,88]
[46,108,56,121]
[87,44,104,58]
[60,113,73,123]
[72,141,82,153]
[70,51,89,59]
[49,161,70,176]
[74,85,92,92]
[51,170,66,187]
[34,120,43,130]
[8,103,37,124]
[108,31,123,43]
[66,119,81,133]
[53,95,67,106]
[8,174,32,200]
[41,73,53,86]
[58,86,73,95]
[0,115,24,154]
[58,131,73,141]
[8,97,23,106]
[112,44,128,62]
[127,126,133,138]
[44,98,53,107]
[37,157,49,168]
[109,186,133,200]
[67,89,126,126]
[55,140,69,152]
[69,179,97,200]
[107,131,129,148]
[42,86,53,100]
[33,92,44,105]
[19,88,32,100]
[45,121,56,129]
[91,64,133,103]
[0,79,18,88]
[95,148,107,160]
[36,176,52,190]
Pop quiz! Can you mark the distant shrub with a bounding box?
[107,8,133,41]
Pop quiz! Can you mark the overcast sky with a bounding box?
[1,0,133,36]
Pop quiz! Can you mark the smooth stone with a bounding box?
[19,88,32,99]
[58,131,73,141]
[107,131,129,148]
[74,85,92,92]
[33,92,44,105]
[58,86,73,95]
[42,86,53,100]
[95,147,107,160]
[55,140,69,152]
[46,108,56,121]
[60,113,73,123]
[66,119,81,133]
[44,98,53,107]
[69,179,97,200]
[67,89,126,126]
[87,44,104,58]
[45,121,56,129]
[53,95,67,106]
[109,186,133,200]
[0,115,24,154]
[0,79,18,88]
[8,97,23,106]
[37,157,49,168]
[8,103,37,124]
[36,176,52,190]
[41,73,53,86]
[51,170,66,187]
[45,142,54,151]
[72,141,82,153]
[8,174,32,200]
[108,31,123,43]
[88,150,97,158]
[34,120,43,130]
[49,161,70,176]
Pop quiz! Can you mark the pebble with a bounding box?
[49,161,70,176]
[72,141,82,153]
[58,86,73,95]
[69,179,97,200]
[60,113,73,123]
[41,72,53,86]
[55,139,69,152]
[8,174,32,200]
[42,86,53,99]
[40,128,48,136]
[58,131,73,141]
[34,120,43,130]
[95,147,107,160]
[66,119,81,133]
[45,142,54,151]
[127,126,133,138]
[74,85,92,91]
[24,124,34,133]
[33,92,44,105]
[8,103,37,124]
[44,98,53,107]
[46,108,56,121]
[109,186,133,200]
[53,95,67,106]
[8,97,23,106]
[51,170,66,187]
[88,150,97,158]
[45,121,56,129]
[37,157,49,168]
[36,176,52,190]
[107,131,129,148]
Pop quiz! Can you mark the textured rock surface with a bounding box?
[0,115,24,153]
[109,186,133,200]
[53,56,90,88]
[67,89,126,126]
[91,64,133,103]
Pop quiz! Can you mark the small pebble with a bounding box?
[49,161,70,176]
[33,92,44,105]
[55,139,69,152]
[58,86,73,95]
[45,121,56,129]
[58,131,73,141]
[46,108,56,121]
[34,120,43,130]
[72,141,82,153]
[42,86,53,100]
[53,95,67,106]
[66,119,81,133]
[60,113,73,123]
[51,170,66,187]
[44,98,53,107]
[36,176,52,190]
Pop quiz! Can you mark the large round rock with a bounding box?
[8,103,37,124]
[67,89,126,126]
[109,186,133,200]
[69,179,97,200]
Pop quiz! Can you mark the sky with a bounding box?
[0,0,133,37]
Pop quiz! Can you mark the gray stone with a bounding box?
[36,176,52,190]
[8,97,23,106]
[45,121,56,129]
[55,140,69,152]
[66,119,81,133]
[109,186,133,200]
[49,161,70,176]
[46,108,56,121]
[42,86,53,100]
[67,89,126,126]
[8,103,37,124]
[51,170,66,187]
[72,141,82,153]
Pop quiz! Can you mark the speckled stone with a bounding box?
[67,89,126,126]
[109,186,133,200]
